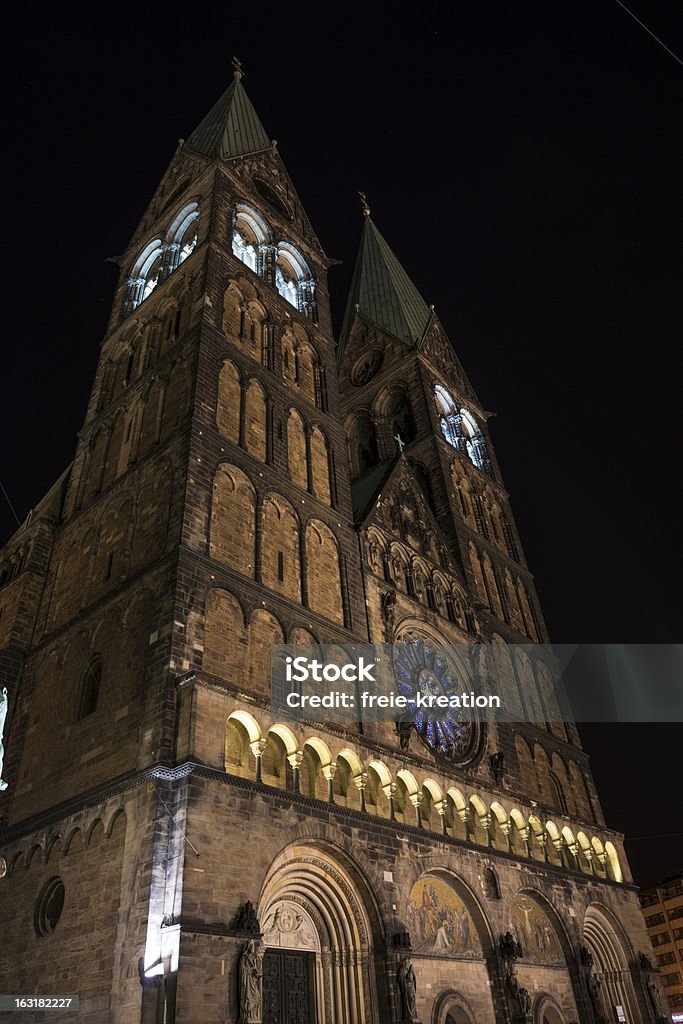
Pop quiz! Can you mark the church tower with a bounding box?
[0,67,665,1024]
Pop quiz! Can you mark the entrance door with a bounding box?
[263,949,315,1024]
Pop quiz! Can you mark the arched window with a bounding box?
[169,202,199,267]
[76,655,102,720]
[232,204,270,274]
[434,385,491,475]
[549,771,568,814]
[127,240,164,310]
[276,244,316,320]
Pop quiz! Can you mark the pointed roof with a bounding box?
[339,211,433,359]
[184,63,273,161]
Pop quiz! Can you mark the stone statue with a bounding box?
[397,956,418,1022]
[238,939,263,1024]
[0,687,9,791]
[490,750,505,784]
[517,985,532,1018]
[647,976,664,1019]
[587,971,605,1022]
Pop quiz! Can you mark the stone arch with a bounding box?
[226,710,261,777]
[261,492,301,602]
[300,736,332,801]
[262,727,294,790]
[482,553,503,618]
[467,541,488,607]
[216,359,241,443]
[137,376,164,457]
[248,608,284,699]
[160,358,189,440]
[310,425,331,504]
[203,588,247,683]
[583,902,639,1022]
[305,520,343,624]
[223,280,245,337]
[92,496,133,600]
[365,760,392,819]
[348,409,379,479]
[432,991,477,1024]
[534,993,565,1024]
[258,839,387,1024]
[210,464,255,576]
[287,407,308,490]
[334,749,364,809]
[243,378,267,461]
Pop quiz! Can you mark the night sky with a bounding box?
[2,4,681,885]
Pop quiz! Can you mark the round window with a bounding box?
[34,876,65,936]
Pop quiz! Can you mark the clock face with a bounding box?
[392,636,476,762]
[351,349,383,385]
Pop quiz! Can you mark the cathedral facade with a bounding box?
[0,69,666,1024]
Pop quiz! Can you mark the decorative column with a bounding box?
[458,807,472,841]
[287,749,304,793]
[481,813,493,848]
[519,826,532,858]
[354,771,368,813]
[323,762,337,803]
[500,821,513,853]
[537,830,549,863]
[384,782,397,821]
[409,793,423,828]
[435,800,448,835]
[250,739,267,783]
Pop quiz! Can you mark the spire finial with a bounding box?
[358,191,371,217]
[232,56,243,81]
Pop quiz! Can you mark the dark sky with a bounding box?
[2,4,681,885]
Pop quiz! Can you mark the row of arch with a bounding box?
[223,280,327,409]
[232,203,317,320]
[469,541,540,640]
[3,806,127,873]
[43,464,171,632]
[451,458,518,560]
[225,710,624,883]
[99,291,190,414]
[365,530,474,632]
[125,201,199,313]
[216,360,336,505]
[77,357,189,509]
[209,466,348,625]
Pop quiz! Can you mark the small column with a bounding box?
[519,826,532,858]
[458,807,472,841]
[384,782,397,821]
[410,793,423,828]
[481,813,493,848]
[287,749,304,793]
[568,842,580,871]
[323,762,337,804]
[435,800,448,835]
[250,739,267,783]
[354,771,368,813]
[537,831,550,863]
[584,847,596,876]
[500,821,513,853]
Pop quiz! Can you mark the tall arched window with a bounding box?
[276,244,317,320]
[434,385,491,475]
[232,204,270,274]
[76,655,102,720]
[169,202,199,267]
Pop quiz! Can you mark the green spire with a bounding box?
[184,59,273,161]
[339,202,432,359]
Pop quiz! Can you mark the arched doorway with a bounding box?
[583,904,640,1024]
[534,994,565,1024]
[258,841,385,1023]
[433,991,476,1024]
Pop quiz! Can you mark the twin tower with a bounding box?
[0,67,662,1024]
